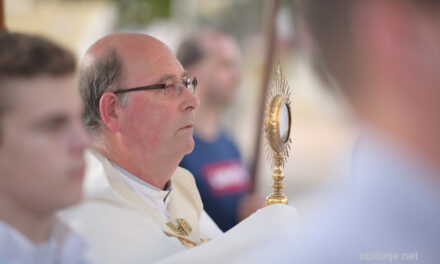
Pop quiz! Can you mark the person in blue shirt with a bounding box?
[177,30,264,232]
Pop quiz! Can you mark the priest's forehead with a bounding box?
[120,45,184,87]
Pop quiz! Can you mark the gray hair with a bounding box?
[80,49,128,134]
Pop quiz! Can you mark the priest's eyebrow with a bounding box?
[157,70,191,83]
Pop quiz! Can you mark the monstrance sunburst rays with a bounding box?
[263,64,292,206]
[264,65,292,169]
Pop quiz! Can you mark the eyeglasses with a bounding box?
[114,76,197,97]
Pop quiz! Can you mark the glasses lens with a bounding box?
[186,77,197,95]
[164,77,197,97]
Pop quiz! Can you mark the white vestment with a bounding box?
[158,131,440,263]
[155,204,300,264]
[283,132,440,263]
[60,151,222,264]
[0,219,91,264]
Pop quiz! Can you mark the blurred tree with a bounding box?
[114,0,171,28]
[40,0,171,29]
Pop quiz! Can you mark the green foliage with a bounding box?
[115,0,171,28]
[42,0,171,29]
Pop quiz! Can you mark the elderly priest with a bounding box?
[61,33,223,263]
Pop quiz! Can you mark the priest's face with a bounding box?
[116,43,200,164]
[0,74,90,215]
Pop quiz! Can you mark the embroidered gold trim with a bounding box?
[163,231,197,249]
[200,238,210,243]
[166,218,192,236]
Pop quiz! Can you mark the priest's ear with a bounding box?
[99,92,122,132]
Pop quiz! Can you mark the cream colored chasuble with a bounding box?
[92,151,208,247]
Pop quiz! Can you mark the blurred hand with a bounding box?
[237,193,265,222]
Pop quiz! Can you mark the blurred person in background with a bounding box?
[177,30,264,232]
[272,0,440,263]
[0,32,91,264]
[61,32,222,264]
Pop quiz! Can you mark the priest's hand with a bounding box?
[237,193,265,221]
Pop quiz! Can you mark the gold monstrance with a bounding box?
[264,65,292,206]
